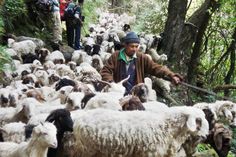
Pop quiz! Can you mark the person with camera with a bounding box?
[51,0,63,47]
[64,0,84,50]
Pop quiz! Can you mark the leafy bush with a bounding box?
[1,0,28,33]
[0,46,13,82]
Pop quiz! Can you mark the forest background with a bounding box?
[0,0,235,156]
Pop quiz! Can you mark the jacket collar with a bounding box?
[118,48,137,64]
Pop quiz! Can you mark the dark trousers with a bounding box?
[74,24,81,50]
[65,19,81,50]
[66,20,74,48]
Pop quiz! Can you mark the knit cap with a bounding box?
[124,32,140,44]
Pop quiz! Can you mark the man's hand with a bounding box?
[171,73,183,85]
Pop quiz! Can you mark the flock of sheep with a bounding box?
[0,11,235,157]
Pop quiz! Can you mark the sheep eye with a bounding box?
[42,132,48,135]
[232,111,236,117]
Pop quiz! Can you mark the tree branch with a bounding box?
[213,85,236,92]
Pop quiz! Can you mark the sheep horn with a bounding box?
[0,127,7,134]
[119,75,130,85]
[94,79,111,87]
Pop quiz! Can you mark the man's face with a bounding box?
[125,43,139,57]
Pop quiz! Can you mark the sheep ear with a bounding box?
[214,132,223,150]
[186,115,197,132]
[144,77,152,89]
[45,112,56,122]
[223,108,233,120]
[17,105,25,113]
[33,126,41,135]
[95,79,111,87]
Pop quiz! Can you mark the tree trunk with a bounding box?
[162,0,188,70]
[162,0,220,78]
[224,27,236,96]
[214,84,236,92]
[186,0,220,83]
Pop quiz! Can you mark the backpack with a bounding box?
[36,0,53,13]
[64,4,77,18]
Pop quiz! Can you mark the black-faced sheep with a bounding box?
[45,109,74,157]
[55,78,76,91]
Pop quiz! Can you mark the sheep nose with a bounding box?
[50,142,58,148]
[230,123,236,129]
[74,106,80,110]
[2,97,8,103]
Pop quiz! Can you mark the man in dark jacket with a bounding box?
[100,32,183,95]
[64,0,84,49]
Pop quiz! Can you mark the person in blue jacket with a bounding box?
[51,0,63,46]
[64,0,84,50]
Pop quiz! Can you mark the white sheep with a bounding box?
[45,50,65,64]
[7,38,36,57]
[194,100,236,125]
[55,64,76,79]
[91,54,104,72]
[34,69,49,86]
[0,122,26,143]
[5,48,17,57]
[72,50,91,66]
[66,92,85,110]
[73,107,209,157]
[0,101,35,126]
[0,122,57,157]
[14,36,45,51]
[83,92,122,111]
[75,62,102,83]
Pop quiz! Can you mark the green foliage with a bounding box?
[130,0,168,34]
[0,46,13,76]
[196,143,236,157]
[1,0,28,33]
[198,0,236,97]
[82,0,107,35]
[0,16,4,35]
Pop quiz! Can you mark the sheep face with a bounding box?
[68,61,77,71]
[22,103,35,120]
[49,74,60,85]
[214,101,236,124]
[55,78,76,91]
[33,122,57,148]
[9,94,18,107]
[46,109,74,132]
[122,96,145,111]
[84,45,93,55]
[38,48,50,63]
[92,58,101,72]
[22,76,35,85]
[0,94,9,107]
[213,124,232,155]
[96,36,103,45]
[186,112,209,139]
[131,83,149,103]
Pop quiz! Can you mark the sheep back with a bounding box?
[74,108,208,157]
